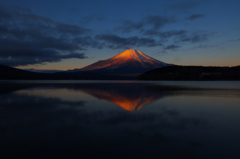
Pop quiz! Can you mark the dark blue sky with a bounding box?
[0,0,239,71]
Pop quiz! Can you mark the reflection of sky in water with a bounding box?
[15,88,93,102]
[0,81,240,158]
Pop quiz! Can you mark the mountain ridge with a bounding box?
[0,64,132,80]
[138,65,240,81]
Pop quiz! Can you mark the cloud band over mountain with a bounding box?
[0,3,214,67]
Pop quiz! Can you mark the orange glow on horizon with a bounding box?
[15,49,240,71]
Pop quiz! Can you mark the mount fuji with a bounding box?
[78,49,171,76]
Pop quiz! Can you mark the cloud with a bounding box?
[0,4,214,66]
[187,14,205,20]
[95,34,162,49]
[165,45,181,50]
[158,44,181,53]
[144,30,187,38]
[117,20,145,33]
[0,49,86,66]
[230,38,240,42]
[73,36,99,48]
[144,29,212,45]
[177,30,212,43]
[145,15,176,29]
[115,14,211,46]
[95,30,211,52]
[0,5,90,66]
[116,15,176,33]
[197,44,218,49]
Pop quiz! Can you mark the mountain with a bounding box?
[138,65,240,81]
[0,64,132,80]
[0,64,44,79]
[80,49,171,76]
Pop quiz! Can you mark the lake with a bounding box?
[0,80,240,158]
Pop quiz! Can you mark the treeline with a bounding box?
[138,65,240,81]
[0,64,134,80]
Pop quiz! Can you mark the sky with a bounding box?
[0,0,240,71]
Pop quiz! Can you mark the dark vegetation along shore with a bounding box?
[1,64,240,80]
[138,65,240,81]
[0,64,134,80]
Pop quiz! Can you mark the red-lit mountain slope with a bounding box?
[80,49,171,75]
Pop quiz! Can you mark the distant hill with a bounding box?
[0,64,133,80]
[138,65,240,81]
[0,64,45,80]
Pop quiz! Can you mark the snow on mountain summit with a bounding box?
[111,49,166,65]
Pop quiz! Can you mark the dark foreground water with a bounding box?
[0,80,240,158]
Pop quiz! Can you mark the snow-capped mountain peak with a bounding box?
[79,49,172,74]
[110,49,166,65]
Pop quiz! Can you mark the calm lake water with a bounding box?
[0,80,240,158]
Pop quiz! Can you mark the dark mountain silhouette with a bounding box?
[138,65,240,81]
[0,64,45,79]
[0,64,132,80]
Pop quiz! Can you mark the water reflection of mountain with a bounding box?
[84,90,160,111]
[1,82,240,158]
[1,82,240,111]
[0,82,166,111]
[81,84,165,111]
